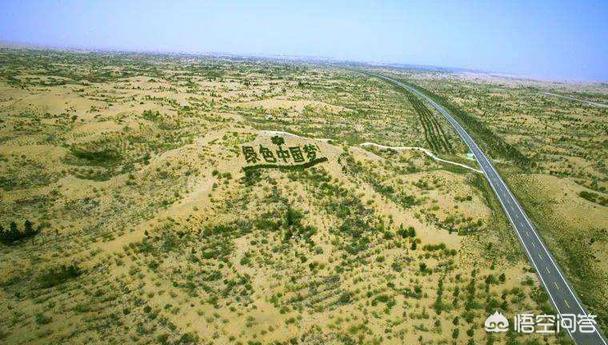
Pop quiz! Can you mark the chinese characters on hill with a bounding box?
[241,135,325,168]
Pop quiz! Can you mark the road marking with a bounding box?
[545,266,551,274]
[554,281,560,290]
[476,152,594,317]
[564,299,571,308]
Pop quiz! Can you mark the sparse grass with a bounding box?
[0,48,587,345]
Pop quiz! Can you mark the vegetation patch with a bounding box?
[395,79,530,168]
[69,146,122,166]
[0,220,40,245]
[578,190,608,206]
[405,89,454,154]
[38,264,82,288]
[242,157,328,172]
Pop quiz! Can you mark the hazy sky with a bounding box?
[1,0,607,81]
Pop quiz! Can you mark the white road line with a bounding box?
[495,164,594,316]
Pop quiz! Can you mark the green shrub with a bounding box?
[34,313,52,325]
[338,291,353,304]
[70,146,121,166]
[0,220,40,245]
[38,264,82,288]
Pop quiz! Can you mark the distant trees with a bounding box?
[0,220,40,245]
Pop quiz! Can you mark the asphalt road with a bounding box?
[544,92,608,108]
[374,74,607,345]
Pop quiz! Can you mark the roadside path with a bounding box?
[261,130,481,172]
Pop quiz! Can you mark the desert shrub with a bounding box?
[176,332,199,345]
[38,264,82,288]
[422,243,446,251]
[404,286,422,299]
[433,278,445,314]
[156,334,170,345]
[142,109,161,121]
[397,225,416,238]
[282,206,317,245]
[34,313,52,325]
[338,291,353,305]
[372,294,396,309]
[391,261,402,272]
[241,169,262,185]
[69,144,121,166]
[579,190,608,206]
[0,220,40,245]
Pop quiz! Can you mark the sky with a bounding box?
[1,0,607,81]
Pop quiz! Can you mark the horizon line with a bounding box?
[1,39,606,85]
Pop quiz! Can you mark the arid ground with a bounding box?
[1,49,606,345]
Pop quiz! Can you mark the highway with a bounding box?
[374,74,607,345]
[544,92,608,108]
